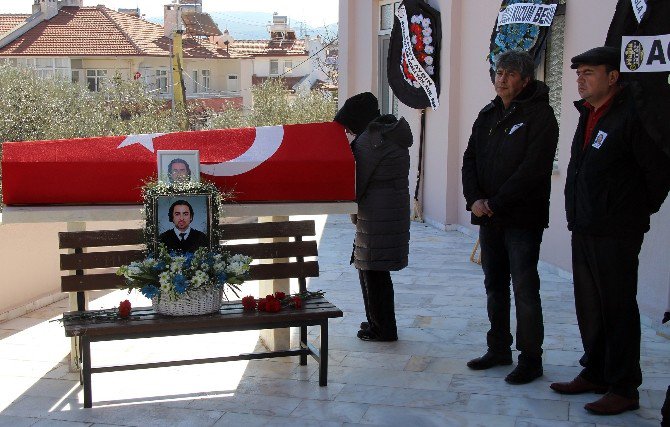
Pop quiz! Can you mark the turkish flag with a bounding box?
[1,122,356,205]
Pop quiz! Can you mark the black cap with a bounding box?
[570,46,620,70]
[334,92,380,135]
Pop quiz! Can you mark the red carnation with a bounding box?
[415,41,425,52]
[274,291,286,300]
[242,295,257,311]
[410,24,422,35]
[265,294,276,302]
[118,300,131,318]
[293,296,303,309]
[416,52,427,62]
[257,298,267,312]
[266,299,282,313]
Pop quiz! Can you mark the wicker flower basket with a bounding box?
[152,287,223,316]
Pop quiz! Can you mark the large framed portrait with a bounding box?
[151,194,213,254]
[157,150,200,184]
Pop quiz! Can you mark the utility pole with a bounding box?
[171,29,188,130]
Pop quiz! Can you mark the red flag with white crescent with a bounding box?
[1,122,355,205]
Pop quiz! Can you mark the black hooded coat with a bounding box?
[351,115,414,271]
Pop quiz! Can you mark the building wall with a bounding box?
[339,0,670,322]
[252,56,311,78]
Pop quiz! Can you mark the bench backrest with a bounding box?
[59,220,319,310]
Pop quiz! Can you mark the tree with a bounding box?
[206,78,337,129]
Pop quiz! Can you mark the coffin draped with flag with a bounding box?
[1,122,355,205]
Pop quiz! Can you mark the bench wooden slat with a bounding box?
[218,220,315,240]
[59,221,315,250]
[60,250,144,270]
[61,261,320,292]
[63,297,342,338]
[59,229,144,249]
[224,240,317,259]
[59,241,317,271]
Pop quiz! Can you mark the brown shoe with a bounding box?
[550,375,608,395]
[584,392,639,415]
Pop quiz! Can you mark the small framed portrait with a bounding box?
[157,150,200,184]
[152,194,213,253]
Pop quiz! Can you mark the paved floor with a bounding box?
[0,214,668,426]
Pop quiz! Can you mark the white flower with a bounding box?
[425,45,434,55]
[423,36,433,45]
[424,55,434,66]
[226,261,249,276]
[410,15,421,24]
[425,65,434,75]
[411,35,417,45]
[421,17,431,27]
[422,27,432,37]
[416,14,424,22]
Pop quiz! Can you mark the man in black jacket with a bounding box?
[550,46,670,415]
[462,50,558,384]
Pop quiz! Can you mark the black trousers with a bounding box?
[479,225,544,366]
[571,232,644,399]
[358,270,398,339]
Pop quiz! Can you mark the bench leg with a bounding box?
[318,320,328,386]
[300,325,307,365]
[81,337,92,408]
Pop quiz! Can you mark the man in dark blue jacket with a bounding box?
[550,46,670,416]
[462,50,558,385]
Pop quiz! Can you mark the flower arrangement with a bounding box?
[488,0,544,74]
[117,244,253,303]
[401,13,436,87]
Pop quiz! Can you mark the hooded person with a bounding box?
[334,92,414,341]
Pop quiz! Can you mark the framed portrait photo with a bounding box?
[157,150,200,184]
[151,193,213,254]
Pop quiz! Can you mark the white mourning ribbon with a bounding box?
[396,4,440,110]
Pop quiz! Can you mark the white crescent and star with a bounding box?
[116,126,285,177]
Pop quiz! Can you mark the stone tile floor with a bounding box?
[0,214,668,426]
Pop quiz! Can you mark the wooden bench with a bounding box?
[59,219,343,408]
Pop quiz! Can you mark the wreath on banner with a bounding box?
[488,0,555,82]
[401,14,436,87]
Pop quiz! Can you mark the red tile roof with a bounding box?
[0,14,29,34]
[230,39,307,57]
[0,6,242,59]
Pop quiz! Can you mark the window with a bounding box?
[284,60,293,74]
[86,69,107,92]
[71,70,81,84]
[378,1,401,115]
[270,59,279,75]
[14,57,71,80]
[227,74,239,92]
[155,69,168,94]
[201,69,210,92]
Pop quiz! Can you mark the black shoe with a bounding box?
[466,351,513,370]
[360,321,370,330]
[504,364,543,384]
[356,329,397,342]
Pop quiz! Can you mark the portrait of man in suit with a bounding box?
[158,198,210,253]
[157,150,200,184]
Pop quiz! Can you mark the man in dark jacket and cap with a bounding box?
[462,50,558,385]
[334,92,413,342]
[550,46,670,416]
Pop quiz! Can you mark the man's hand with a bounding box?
[484,200,494,217]
[472,199,494,217]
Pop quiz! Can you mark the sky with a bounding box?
[2,0,339,27]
